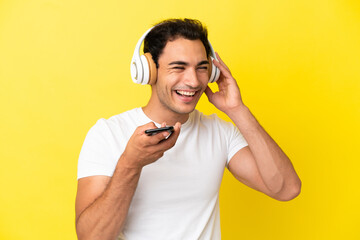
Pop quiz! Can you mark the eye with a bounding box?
[197,66,208,71]
[172,66,185,70]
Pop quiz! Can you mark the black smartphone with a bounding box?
[145,126,174,136]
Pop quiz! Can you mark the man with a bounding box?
[75,18,301,240]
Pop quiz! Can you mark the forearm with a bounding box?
[76,156,142,240]
[227,105,301,198]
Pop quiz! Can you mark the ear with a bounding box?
[144,52,157,85]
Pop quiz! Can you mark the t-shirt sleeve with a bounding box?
[77,119,118,179]
[224,121,248,166]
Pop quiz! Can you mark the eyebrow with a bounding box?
[168,60,209,66]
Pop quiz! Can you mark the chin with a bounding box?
[170,104,196,115]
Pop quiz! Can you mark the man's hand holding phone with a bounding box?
[120,122,181,169]
[145,126,174,137]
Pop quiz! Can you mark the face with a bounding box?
[152,37,210,116]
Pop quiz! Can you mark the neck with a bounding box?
[142,101,190,126]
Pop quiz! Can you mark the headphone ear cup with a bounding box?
[208,56,220,83]
[144,53,157,85]
[139,55,150,84]
[131,58,143,84]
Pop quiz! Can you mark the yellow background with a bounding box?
[1,0,359,239]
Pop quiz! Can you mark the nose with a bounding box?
[183,68,200,88]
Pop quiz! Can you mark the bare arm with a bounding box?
[75,160,141,240]
[75,122,181,240]
[227,107,301,200]
[205,53,301,201]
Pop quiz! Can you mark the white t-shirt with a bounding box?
[78,108,248,240]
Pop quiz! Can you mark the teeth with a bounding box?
[176,90,196,96]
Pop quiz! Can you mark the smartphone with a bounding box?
[145,126,174,136]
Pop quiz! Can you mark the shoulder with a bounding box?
[106,108,140,125]
[81,108,141,145]
[91,108,140,131]
[192,110,244,143]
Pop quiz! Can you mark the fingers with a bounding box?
[141,122,181,147]
[204,86,215,103]
[169,122,181,141]
[141,122,181,162]
[157,122,181,149]
[142,124,171,145]
[215,52,231,72]
[124,122,182,168]
[213,52,233,79]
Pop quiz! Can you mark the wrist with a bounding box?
[117,154,143,173]
[224,103,249,119]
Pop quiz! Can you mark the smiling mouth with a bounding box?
[175,90,196,97]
